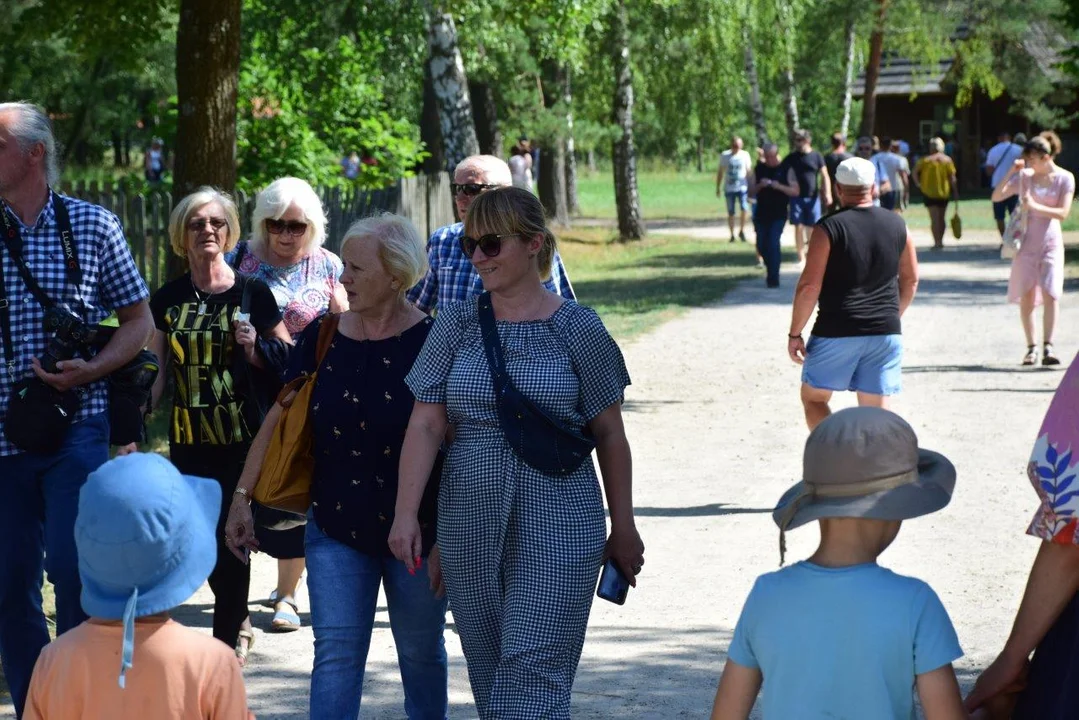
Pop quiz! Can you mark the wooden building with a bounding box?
[853,25,1077,190]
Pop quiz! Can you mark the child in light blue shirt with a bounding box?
[711,408,968,720]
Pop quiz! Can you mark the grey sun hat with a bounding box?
[773,407,956,563]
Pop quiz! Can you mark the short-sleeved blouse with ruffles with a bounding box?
[1026,352,1079,544]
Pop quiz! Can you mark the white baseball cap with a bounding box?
[835,157,876,188]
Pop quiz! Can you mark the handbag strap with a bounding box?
[272,313,340,407]
[476,293,508,394]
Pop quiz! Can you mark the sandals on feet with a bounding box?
[235,629,255,668]
[260,589,279,609]
[1043,343,1061,367]
[1022,345,1038,366]
[270,596,301,632]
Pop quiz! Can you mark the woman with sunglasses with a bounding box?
[148,187,292,664]
[992,132,1075,367]
[224,177,349,647]
[389,186,645,718]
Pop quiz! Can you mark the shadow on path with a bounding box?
[634,503,773,518]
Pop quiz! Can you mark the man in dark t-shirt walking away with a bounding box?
[781,129,833,268]
[823,133,851,214]
[786,157,919,430]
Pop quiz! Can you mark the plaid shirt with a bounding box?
[407,222,575,314]
[0,193,149,456]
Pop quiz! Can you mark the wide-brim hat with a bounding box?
[76,453,220,687]
[773,407,956,533]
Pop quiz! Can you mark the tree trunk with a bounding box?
[62,57,108,167]
[425,6,480,172]
[172,0,241,278]
[563,70,579,216]
[111,131,124,168]
[610,0,644,241]
[469,81,502,157]
[840,18,857,140]
[696,136,704,173]
[538,64,570,225]
[778,0,800,149]
[742,20,768,147]
[587,148,596,173]
[859,0,889,139]
[420,62,446,174]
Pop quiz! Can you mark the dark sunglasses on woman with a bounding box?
[451,182,500,197]
[266,218,309,236]
[459,233,520,258]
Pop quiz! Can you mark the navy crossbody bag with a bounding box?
[476,293,595,476]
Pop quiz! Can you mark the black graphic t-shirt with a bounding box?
[150,272,282,448]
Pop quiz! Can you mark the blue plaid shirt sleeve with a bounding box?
[545,250,575,300]
[407,228,441,314]
[95,209,149,311]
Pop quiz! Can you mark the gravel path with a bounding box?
[3,227,1072,719]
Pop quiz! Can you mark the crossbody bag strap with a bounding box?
[0,247,12,378]
[476,293,508,394]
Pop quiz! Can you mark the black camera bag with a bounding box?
[4,377,79,454]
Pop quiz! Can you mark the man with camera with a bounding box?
[0,102,153,718]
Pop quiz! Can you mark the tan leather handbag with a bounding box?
[253,314,340,520]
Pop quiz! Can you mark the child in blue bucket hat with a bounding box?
[709,407,966,719]
[23,453,252,719]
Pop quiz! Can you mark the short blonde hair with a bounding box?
[249,177,328,256]
[168,187,241,258]
[340,214,427,294]
[928,137,945,153]
[464,187,556,279]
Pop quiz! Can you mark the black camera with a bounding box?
[41,306,100,373]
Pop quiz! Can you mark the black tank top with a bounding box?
[811,206,908,338]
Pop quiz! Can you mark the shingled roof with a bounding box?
[852,22,1069,98]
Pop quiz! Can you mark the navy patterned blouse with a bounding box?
[284,313,441,557]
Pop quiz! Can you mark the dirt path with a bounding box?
[5,228,1070,719]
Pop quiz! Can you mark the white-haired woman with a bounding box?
[226,176,348,633]
[225,214,448,718]
[148,187,292,664]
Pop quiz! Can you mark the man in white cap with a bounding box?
[786,157,920,429]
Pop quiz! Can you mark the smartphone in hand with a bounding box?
[596,558,630,605]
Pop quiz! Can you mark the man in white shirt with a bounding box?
[716,136,753,242]
[876,137,910,213]
[985,131,1025,235]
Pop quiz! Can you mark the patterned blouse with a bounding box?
[1027,352,1079,543]
[227,241,344,339]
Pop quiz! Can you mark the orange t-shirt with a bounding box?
[24,618,249,720]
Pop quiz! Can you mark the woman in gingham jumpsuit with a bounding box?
[390,187,645,718]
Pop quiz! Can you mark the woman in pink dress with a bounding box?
[992,131,1075,366]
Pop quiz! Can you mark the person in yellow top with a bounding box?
[913,137,960,250]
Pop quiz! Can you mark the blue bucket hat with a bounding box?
[76,453,220,688]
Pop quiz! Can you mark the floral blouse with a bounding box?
[1027,353,1079,543]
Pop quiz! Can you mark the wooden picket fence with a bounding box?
[56,173,455,291]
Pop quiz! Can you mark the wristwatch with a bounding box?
[233,487,251,504]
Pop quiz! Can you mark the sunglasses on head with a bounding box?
[266,218,309,237]
[451,182,499,197]
[459,233,520,258]
[187,217,228,233]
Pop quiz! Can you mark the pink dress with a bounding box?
[1006,168,1076,306]
[1027,351,1079,543]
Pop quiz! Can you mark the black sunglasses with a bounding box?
[459,233,520,258]
[451,182,499,197]
[265,218,309,237]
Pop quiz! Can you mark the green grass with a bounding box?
[557,227,787,339]
[575,170,1079,232]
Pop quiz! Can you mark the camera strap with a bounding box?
[0,191,80,377]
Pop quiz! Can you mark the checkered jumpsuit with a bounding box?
[406,299,630,719]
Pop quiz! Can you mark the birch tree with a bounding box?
[841,19,857,139]
[424,4,479,171]
[610,0,644,241]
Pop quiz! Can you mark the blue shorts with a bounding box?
[789,197,821,226]
[802,334,903,395]
[726,190,749,215]
[993,196,1019,221]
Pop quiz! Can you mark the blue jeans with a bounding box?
[0,412,109,718]
[306,517,448,719]
[755,216,786,287]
